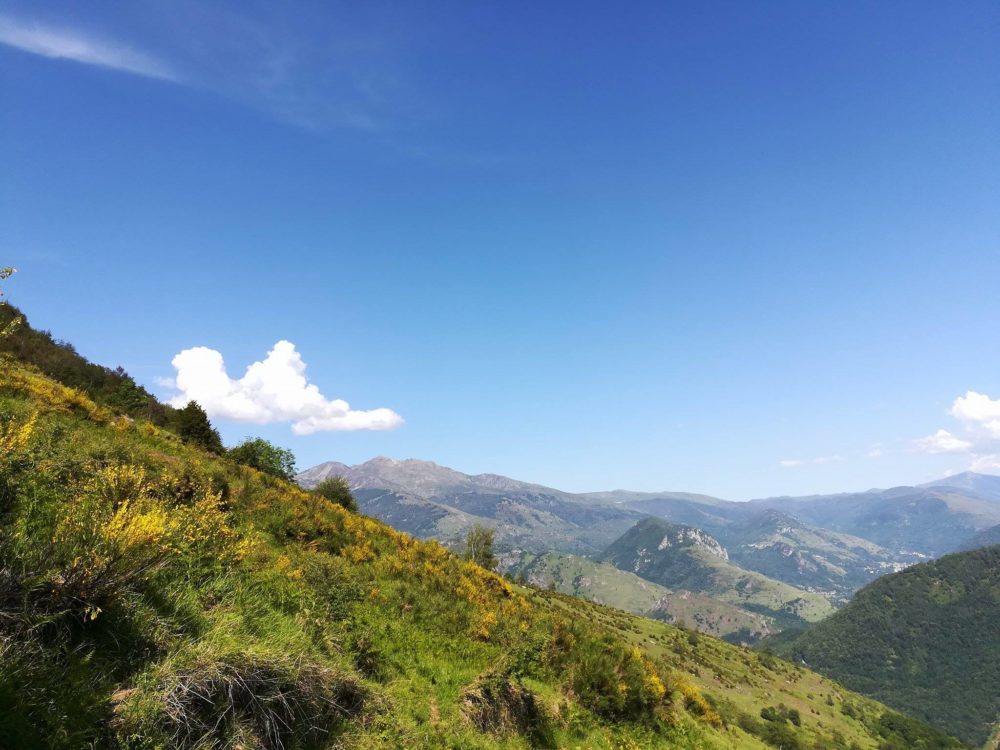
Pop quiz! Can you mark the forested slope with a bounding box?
[774,546,1000,746]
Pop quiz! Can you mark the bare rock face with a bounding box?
[657,526,730,561]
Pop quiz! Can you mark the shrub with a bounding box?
[463,524,497,571]
[549,624,674,723]
[228,438,296,481]
[313,476,358,513]
[172,402,223,454]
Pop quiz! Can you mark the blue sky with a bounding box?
[2,1,999,499]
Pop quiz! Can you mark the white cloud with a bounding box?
[973,455,1000,475]
[779,455,842,468]
[915,389,1000,474]
[166,341,403,435]
[0,16,177,80]
[970,454,1000,474]
[913,429,973,455]
[950,391,1000,438]
[866,448,883,459]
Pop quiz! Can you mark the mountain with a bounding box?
[0,317,968,749]
[499,550,778,642]
[299,458,1000,625]
[723,509,913,602]
[298,456,561,497]
[298,458,646,555]
[773,545,1000,746]
[748,483,1000,557]
[600,518,835,628]
[619,492,911,600]
[921,471,1000,502]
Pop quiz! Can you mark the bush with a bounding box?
[313,476,358,513]
[228,438,296,481]
[463,524,497,571]
[172,402,223,454]
[548,624,673,723]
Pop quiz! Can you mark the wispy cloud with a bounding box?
[165,341,403,435]
[779,455,843,468]
[0,16,177,81]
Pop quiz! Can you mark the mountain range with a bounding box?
[297,458,1000,651]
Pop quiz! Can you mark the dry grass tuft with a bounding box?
[461,666,555,748]
[120,652,366,750]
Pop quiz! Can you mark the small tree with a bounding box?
[313,476,358,513]
[173,401,224,454]
[1,266,22,337]
[228,437,296,481]
[463,524,497,571]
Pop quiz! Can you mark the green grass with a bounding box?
[0,356,969,750]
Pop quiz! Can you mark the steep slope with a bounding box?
[0,332,969,749]
[499,551,778,642]
[773,545,1000,746]
[0,303,172,425]
[601,518,835,627]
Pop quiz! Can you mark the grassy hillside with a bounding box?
[773,545,1000,746]
[602,518,835,628]
[0,353,968,749]
[0,303,172,426]
[500,551,778,642]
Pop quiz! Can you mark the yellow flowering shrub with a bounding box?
[0,409,36,457]
[0,359,111,422]
[675,676,721,726]
[474,609,498,640]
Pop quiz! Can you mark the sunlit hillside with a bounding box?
[0,333,969,749]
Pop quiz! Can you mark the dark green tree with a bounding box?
[106,370,151,415]
[173,401,224,454]
[313,476,358,512]
[463,524,497,571]
[228,437,296,481]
